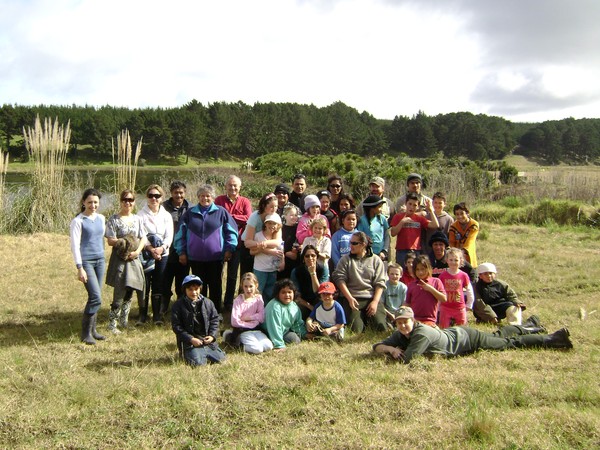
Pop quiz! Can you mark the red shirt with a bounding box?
[390,213,430,250]
[214,195,252,236]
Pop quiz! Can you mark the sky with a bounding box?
[1,0,599,123]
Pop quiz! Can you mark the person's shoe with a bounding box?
[81,314,96,345]
[90,313,106,340]
[544,328,573,349]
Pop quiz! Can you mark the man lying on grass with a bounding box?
[373,306,572,364]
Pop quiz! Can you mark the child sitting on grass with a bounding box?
[225,272,273,354]
[305,282,346,340]
[263,279,307,351]
[474,262,526,325]
[437,247,474,328]
[383,263,408,328]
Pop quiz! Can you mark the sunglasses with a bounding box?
[329,184,342,189]
[121,198,134,203]
[350,241,362,246]
[304,254,317,258]
[147,193,162,199]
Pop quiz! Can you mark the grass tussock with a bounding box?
[112,129,142,199]
[4,116,73,234]
[1,225,600,448]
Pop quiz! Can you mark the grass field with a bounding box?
[1,224,599,449]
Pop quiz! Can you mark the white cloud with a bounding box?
[1,0,599,122]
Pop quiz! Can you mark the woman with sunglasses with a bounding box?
[290,245,328,320]
[138,184,174,325]
[326,174,344,214]
[332,231,387,333]
[104,189,147,334]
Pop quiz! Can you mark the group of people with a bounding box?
[69,172,573,366]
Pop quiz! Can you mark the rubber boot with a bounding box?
[81,313,96,345]
[91,313,106,340]
[543,328,573,349]
[108,308,121,334]
[160,296,171,321]
[152,294,164,325]
[119,299,132,329]
[136,291,148,326]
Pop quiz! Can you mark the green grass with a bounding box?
[1,225,599,448]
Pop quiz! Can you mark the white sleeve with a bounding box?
[69,215,83,267]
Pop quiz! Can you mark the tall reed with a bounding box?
[18,116,72,233]
[0,148,7,208]
[112,129,142,200]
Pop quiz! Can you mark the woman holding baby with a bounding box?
[105,189,147,334]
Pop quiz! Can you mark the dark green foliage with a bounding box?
[2,102,600,164]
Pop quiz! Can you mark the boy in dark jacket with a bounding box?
[171,275,226,366]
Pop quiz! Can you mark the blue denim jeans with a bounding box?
[81,258,105,315]
[184,344,227,366]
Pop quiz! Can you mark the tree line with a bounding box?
[1,101,599,163]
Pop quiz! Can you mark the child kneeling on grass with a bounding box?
[171,275,226,366]
[305,282,346,340]
[224,272,273,354]
[263,279,307,352]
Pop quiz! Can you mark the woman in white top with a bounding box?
[138,184,174,325]
[69,188,106,345]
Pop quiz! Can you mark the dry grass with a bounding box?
[0,148,8,208]
[112,129,142,200]
[16,116,72,233]
[1,226,599,448]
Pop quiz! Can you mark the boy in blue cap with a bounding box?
[171,275,226,366]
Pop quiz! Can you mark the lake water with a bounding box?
[4,167,218,193]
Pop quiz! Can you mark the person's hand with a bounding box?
[190,337,203,347]
[366,300,378,317]
[202,336,214,345]
[179,254,188,266]
[321,327,332,336]
[379,252,387,261]
[128,250,139,261]
[347,296,359,311]
[77,267,88,283]
[306,321,317,332]
[223,250,233,262]
[274,347,287,353]
[418,278,433,292]
[425,198,434,211]
[388,347,404,360]
[306,257,317,272]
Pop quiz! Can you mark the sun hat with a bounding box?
[264,213,282,224]
[182,274,203,287]
[394,306,415,320]
[303,195,320,210]
[317,281,337,294]
[362,195,386,208]
[477,262,497,275]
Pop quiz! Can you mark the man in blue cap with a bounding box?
[171,275,226,366]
